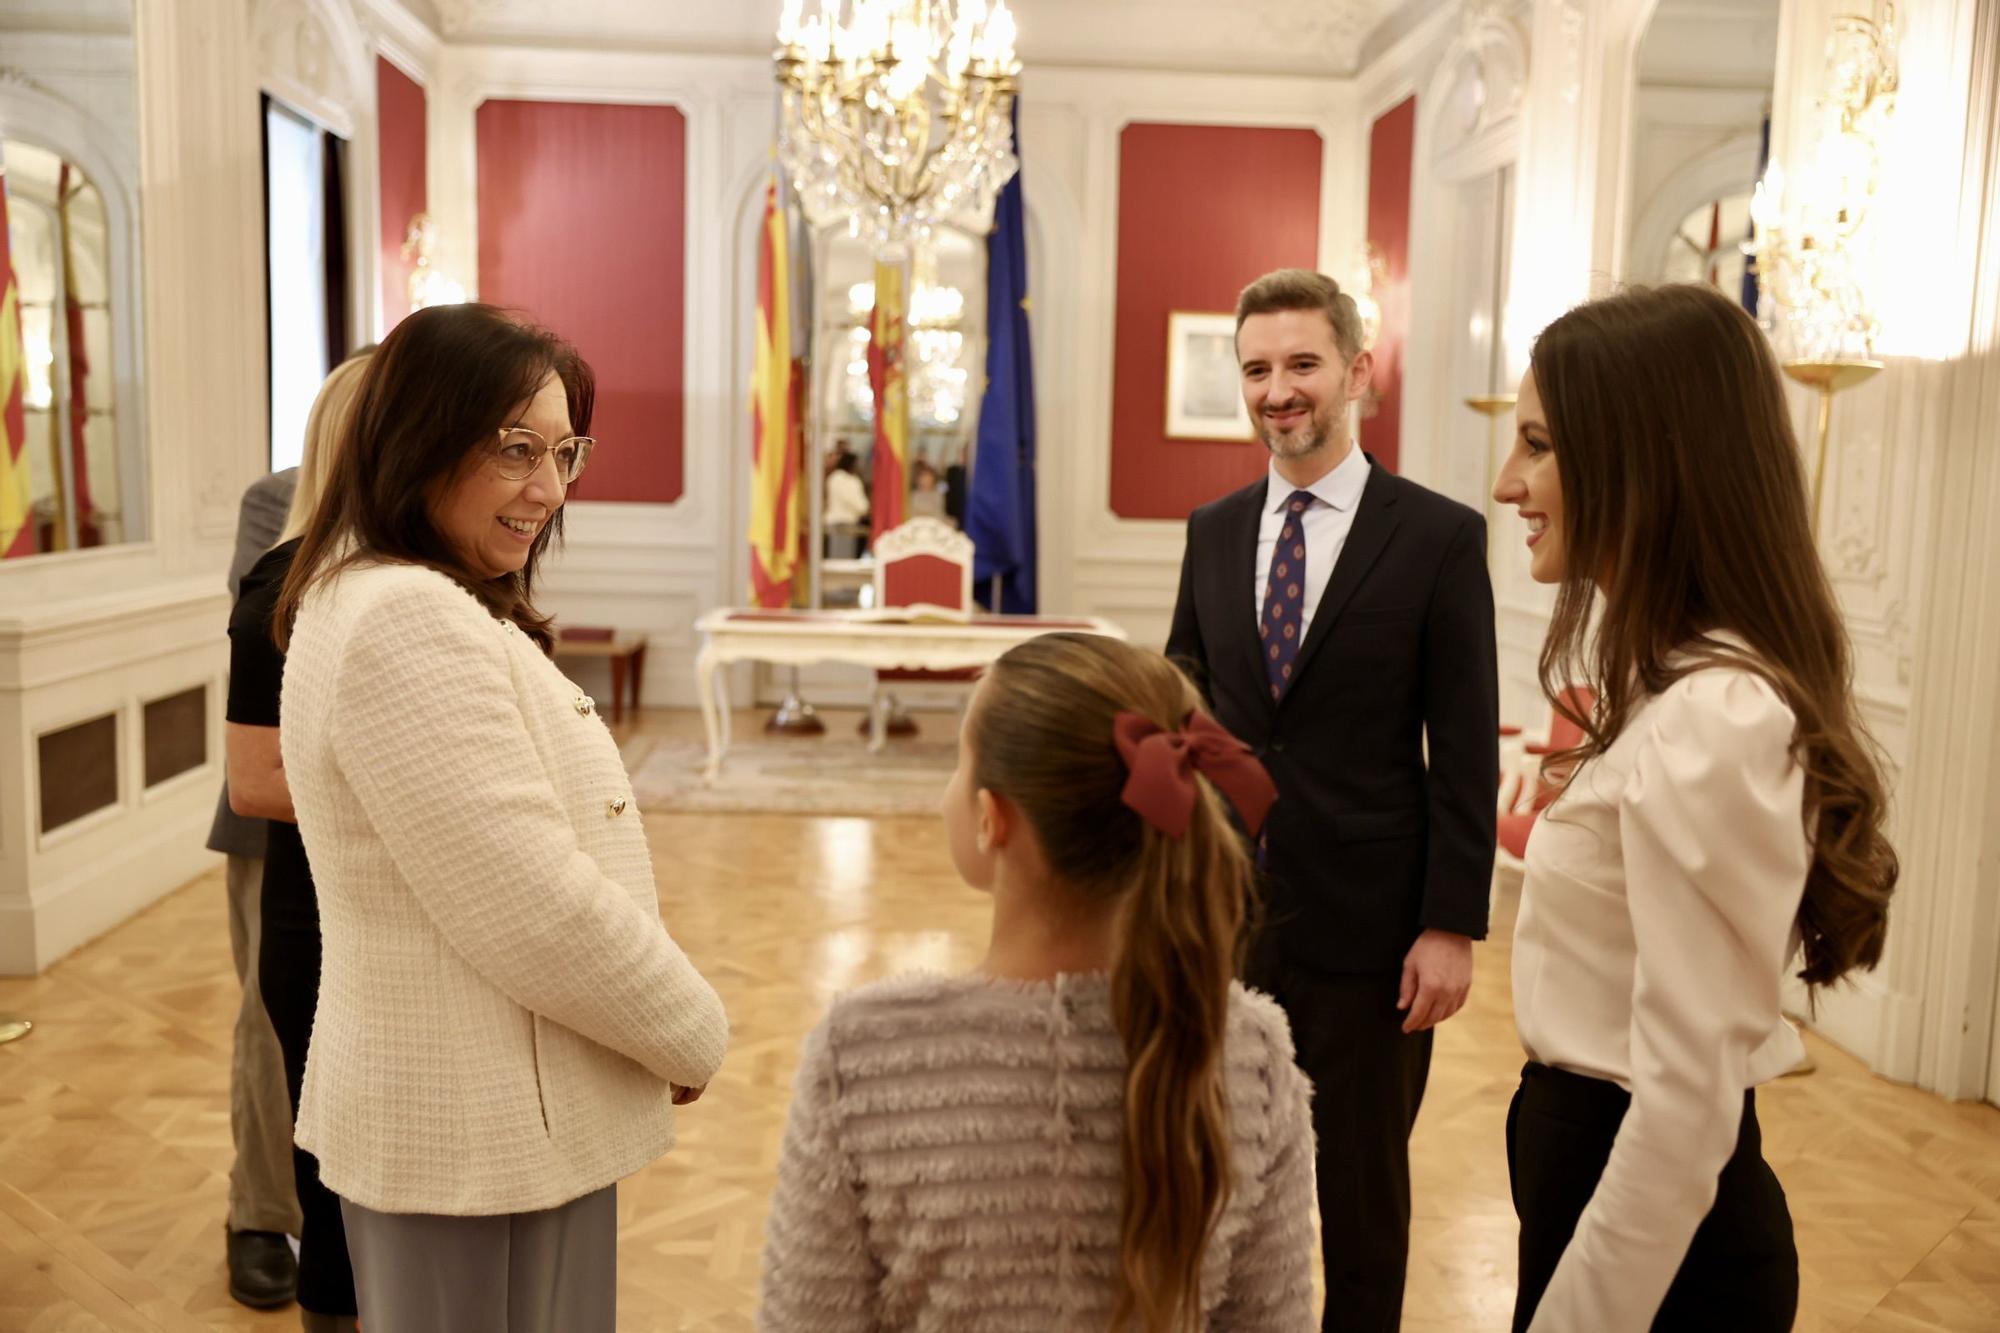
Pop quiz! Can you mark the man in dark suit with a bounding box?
[1166,269,1498,1331]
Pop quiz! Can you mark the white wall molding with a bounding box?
[0,583,228,975]
[422,46,771,707]
[252,0,383,373]
[1013,64,1360,649]
[354,0,442,83]
[1624,128,1762,283]
[1902,0,2000,1098]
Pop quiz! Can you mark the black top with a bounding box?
[1165,460,1500,973]
[227,539,314,925]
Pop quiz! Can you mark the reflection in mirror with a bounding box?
[1622,0,1779,310]
[0,0,144,559]
[814,229,984,586]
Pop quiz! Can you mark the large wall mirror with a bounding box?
[1621,0,1780,302]
[813,229,985,577]
[0,0,146,558]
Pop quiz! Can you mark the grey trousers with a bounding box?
[340,1186,616,1333]
[225,854,303,1235]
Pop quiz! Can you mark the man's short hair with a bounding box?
[1235,268,1365,362]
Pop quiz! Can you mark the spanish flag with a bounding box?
[748,175,802,608]
[867,259,908,546]
[0,161,34,559]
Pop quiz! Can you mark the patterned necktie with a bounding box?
[1261,489,1313,701]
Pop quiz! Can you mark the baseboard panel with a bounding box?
[11,810,219,976]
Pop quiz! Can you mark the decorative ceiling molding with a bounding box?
[1428,0,1528,181]
[426,0,1404,78]
[252,0,373,137]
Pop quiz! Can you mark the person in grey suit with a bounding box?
[205,466,303,1309]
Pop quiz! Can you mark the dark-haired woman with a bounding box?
[275,304,728,1333]
[1493,283,1898,1332]
[759,633,1316,1331]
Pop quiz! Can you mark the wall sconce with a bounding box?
[1748,1,1898,530]
[402,212,466,311]
[1348,242,1388,352]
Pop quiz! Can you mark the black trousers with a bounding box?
[1248,951,1432,1333]
[259,852,358,1318]
[1507,1062,1797,1332]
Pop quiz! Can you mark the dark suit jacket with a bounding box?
[1165,457,1499,974]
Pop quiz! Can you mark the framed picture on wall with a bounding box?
[1164,311,1254,441]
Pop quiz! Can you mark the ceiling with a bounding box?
[0,0,132,35]
[1636,0,1781,90]
[425,0,1414,79]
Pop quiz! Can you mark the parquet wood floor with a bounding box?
[2,706,1997,1331]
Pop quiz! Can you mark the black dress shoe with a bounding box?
[226,1226,298,1309]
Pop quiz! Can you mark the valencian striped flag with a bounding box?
[966,102,1036,612]
[867,259,908,546]
[0,156,34,559]
[748,173,804,607]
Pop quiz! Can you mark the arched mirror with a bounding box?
[1621,0,1780,304]
[813,229,985,587]
[1,0,145,559]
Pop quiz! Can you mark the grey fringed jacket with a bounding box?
[759,972,1318,1331]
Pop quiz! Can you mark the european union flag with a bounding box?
[967,103,1037,615]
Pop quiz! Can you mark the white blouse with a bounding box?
[1513,665,1811,1331]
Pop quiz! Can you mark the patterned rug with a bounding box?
[627,734,957,817]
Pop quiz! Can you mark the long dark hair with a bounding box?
[274,304,594,652]
[1530,283,1897,987]
[971,633,1254,1332]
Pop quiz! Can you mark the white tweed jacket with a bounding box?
[282,562,728,1216]
[759,973,1319,1331]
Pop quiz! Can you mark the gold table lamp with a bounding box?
[1782,358,1883,532]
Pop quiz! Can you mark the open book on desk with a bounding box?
[833,604,975,626]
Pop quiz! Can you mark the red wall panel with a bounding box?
[476,100,685,504]
[1361,96,1415,476]
[1109,123,1322,521]
[376,57,426,334]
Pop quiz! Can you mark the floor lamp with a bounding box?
[0,1013,29,1044]
[1782,359,1883,534]
[1464,393,1518,500]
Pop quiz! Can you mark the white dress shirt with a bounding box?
[1513,660,1811,1332]
[1252,441,1370,639]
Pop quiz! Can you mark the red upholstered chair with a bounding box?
[1496,686,1597,867]
[873,517,975,617]
[867,518,978,749]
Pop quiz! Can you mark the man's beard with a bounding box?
[1255,400,1336,459]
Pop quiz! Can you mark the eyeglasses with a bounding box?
[490,427,595,484]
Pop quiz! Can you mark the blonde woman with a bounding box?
[224,347,372,1332]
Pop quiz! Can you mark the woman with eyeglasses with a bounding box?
[274,303,728,1333]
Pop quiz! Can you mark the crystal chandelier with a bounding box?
[775,0,1022,248]
[1747,2,1898,362]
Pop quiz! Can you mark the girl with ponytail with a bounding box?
[759,632,1317,1331]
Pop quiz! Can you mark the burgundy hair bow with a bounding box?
[1113,710,1278,840]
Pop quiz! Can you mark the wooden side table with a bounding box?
[554,629,648,724]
